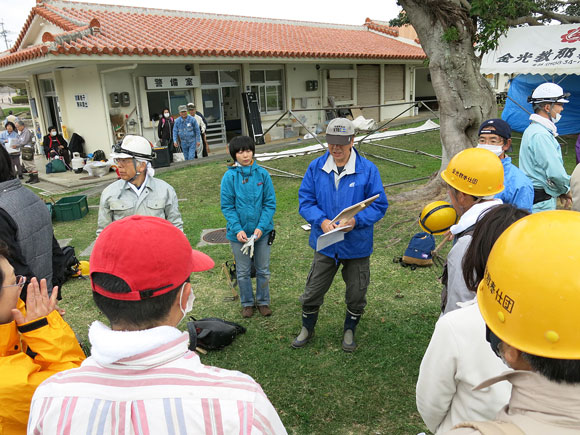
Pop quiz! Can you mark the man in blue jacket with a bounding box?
[519,83,572,212]
[292,118,388,352]
[172,105,200,161]
[477,119,533,212]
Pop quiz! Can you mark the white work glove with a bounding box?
[241,235,256,258]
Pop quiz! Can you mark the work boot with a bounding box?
[258,305,272,317]
[26,173,40,184]
[242,306,254,318]
[291,310,319,348]
[342,309,362,352]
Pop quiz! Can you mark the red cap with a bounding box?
[90,215,214,301]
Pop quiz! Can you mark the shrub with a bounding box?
[12,96,29,104]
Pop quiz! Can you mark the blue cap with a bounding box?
[478,119,511,140]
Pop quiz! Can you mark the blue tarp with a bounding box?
[502,74,580,135]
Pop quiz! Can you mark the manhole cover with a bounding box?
[202,228,228,244]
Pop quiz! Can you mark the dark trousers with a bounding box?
[201,132,209,157]
[300,251,370,314]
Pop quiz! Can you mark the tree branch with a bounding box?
[505,16,542,26]
[534,9,580,23]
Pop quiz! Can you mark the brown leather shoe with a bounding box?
[242,306,254,318]
[257,305,272,317]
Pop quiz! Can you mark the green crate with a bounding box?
[54,195,89,222]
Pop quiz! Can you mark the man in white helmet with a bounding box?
[519,82,572,212]
[96,135,183,235]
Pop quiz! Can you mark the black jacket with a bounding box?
[42,134,68,158]
[157,117,175,142]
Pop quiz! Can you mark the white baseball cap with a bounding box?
[326,118,355,145]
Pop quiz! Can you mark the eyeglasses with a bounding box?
[113,158,133,166]
[1,275,26,290]
[478,137,504,146]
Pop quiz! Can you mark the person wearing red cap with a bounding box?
[28,215,287,434]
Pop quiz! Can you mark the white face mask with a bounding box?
[178,282,195,325]
[477,144,503,157]
[50,131,57,136]
[551,112,562,123]
[163,112,170,118]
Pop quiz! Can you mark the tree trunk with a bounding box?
[399,0,497,172]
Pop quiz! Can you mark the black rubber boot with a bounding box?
[342,309,361,352]
[28,173,40,184]
[291,310,319,348]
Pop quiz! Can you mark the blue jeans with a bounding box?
[181,141,197,160]
[230,235,271,307]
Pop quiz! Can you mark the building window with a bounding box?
[250,68,284,114]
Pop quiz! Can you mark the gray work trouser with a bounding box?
[9,154,22,176]
[300,251,370,314]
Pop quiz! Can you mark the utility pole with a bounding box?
[0,21,10,50]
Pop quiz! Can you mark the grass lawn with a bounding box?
[49,125,578,435]
[2,106,30,117]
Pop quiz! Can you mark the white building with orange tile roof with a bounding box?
[0,0,430,155]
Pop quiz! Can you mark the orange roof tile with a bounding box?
[0,0,425,68]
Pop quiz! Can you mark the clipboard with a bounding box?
[316,225,352,251]
[330,194,380,225]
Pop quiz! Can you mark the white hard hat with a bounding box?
[110,135,154,160]
[529,83,570,104]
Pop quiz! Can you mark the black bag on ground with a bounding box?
[187,317,246,351]
[92,149,106,161]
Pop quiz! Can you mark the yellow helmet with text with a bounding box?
[478,211,580,359]
[419,201,458,235]
[441,148,504,196]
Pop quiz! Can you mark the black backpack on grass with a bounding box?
[187,317,246,351]
[50,239,80,300]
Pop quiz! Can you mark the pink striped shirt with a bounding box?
[28,328,286,435]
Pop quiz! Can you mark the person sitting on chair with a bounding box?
[42,126,71,168]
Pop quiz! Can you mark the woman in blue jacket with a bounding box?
[220,136,276,318]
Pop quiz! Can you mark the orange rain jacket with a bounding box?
[0,299,85,435]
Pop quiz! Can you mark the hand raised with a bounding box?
[11,278,58,325]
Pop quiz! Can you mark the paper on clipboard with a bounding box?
[6,138,18,154]
[316,225,352,251]
[330,194,380,225]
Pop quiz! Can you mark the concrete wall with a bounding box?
[56,65,110,155]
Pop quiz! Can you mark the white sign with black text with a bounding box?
[146,76,200,90]
[75,94,88,109]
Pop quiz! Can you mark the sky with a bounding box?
[1,0,402,51]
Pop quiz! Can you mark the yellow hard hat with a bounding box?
[419,201,458,235]
[441,148,504,196]
[478,211,580,359]
[79,260,90,276]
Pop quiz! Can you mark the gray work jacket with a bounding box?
[97,176,183,235]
